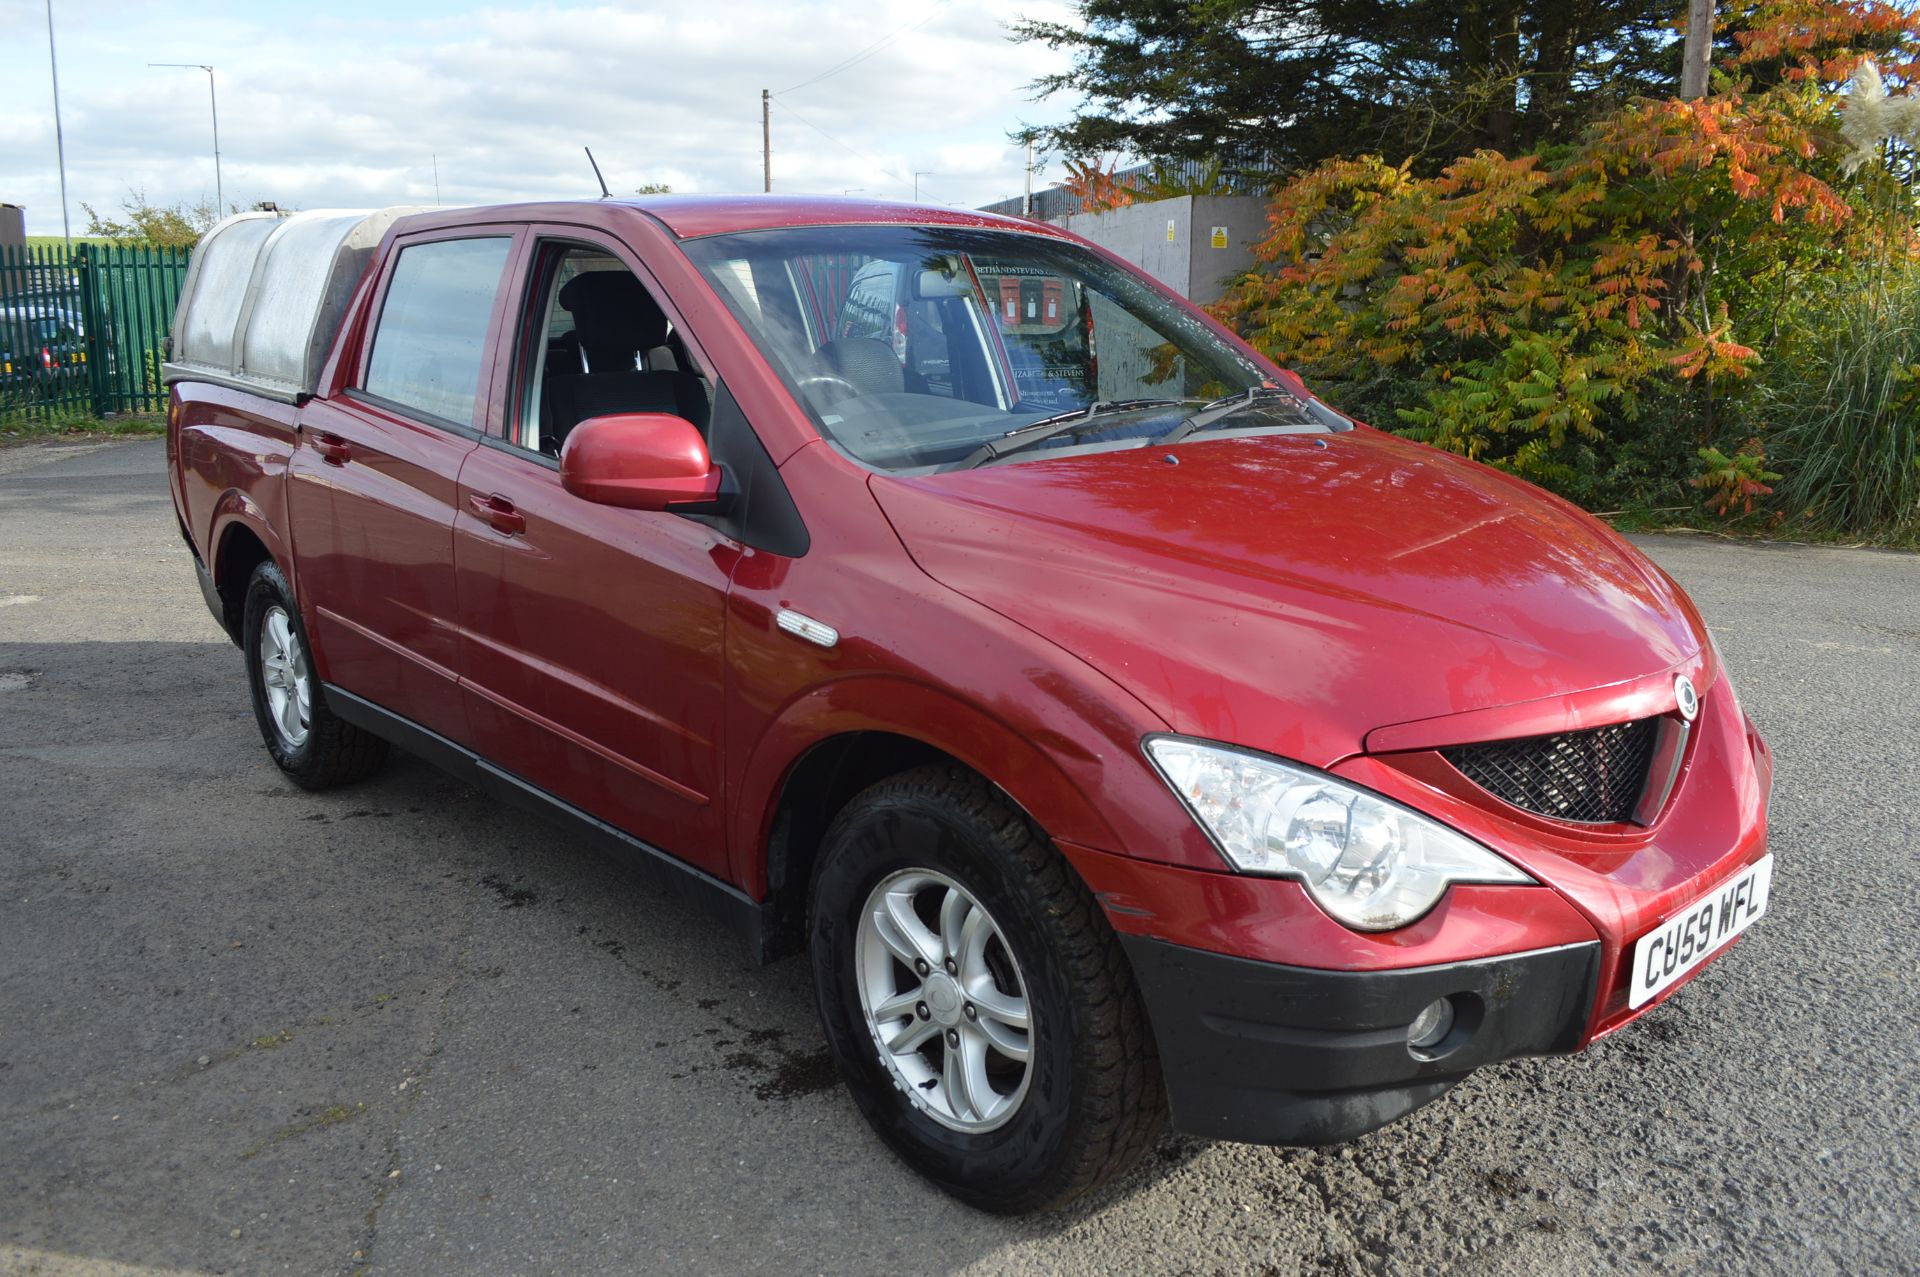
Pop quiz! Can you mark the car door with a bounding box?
[287,229,521,742]
[450,230,736,877]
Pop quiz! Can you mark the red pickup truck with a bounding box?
[166,196,1773,1213]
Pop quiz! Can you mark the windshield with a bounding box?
[683,225,1339,472]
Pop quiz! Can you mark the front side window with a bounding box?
[508,243,711,458]
[683,225,1337,472]
[364,236,512,426]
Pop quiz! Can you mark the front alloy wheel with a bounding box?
[856,869,1033,1131]
[809,766,1166,1213]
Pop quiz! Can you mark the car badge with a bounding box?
[1674,674,1699,722]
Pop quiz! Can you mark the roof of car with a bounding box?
[387,195,1071,243]
[622,194,1069,240]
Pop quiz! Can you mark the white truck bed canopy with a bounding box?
[164,207,425,403]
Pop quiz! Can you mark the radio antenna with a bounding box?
[584,146,611,198]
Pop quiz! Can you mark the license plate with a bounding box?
[1628,854,1773,1009]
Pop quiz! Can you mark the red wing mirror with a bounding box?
[559,413,732,514]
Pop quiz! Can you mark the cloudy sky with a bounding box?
[0,0,1084,237]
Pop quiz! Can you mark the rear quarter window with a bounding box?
[363,237,513,426]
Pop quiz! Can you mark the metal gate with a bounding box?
[0,243,191,423]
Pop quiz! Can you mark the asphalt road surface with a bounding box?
[2,439,1915,1277]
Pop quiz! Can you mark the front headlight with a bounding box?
[1144,736,1533,932]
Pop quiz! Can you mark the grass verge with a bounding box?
[0,412,165,443]
[1609,504,1920,552]
[22,235,113,250]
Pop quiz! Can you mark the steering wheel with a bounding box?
[795,371,862,406]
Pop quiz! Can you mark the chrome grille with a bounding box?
[1441,718,1659,824]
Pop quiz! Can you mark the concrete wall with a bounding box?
[0,205,24,254]
[1051,194,1269,305]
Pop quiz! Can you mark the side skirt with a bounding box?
[324,682,773,965]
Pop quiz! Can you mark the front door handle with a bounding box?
[468,492,526,536]
[313,431,352,466]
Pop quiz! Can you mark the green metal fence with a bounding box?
[0,243,192,423]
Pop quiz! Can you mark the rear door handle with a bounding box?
[312,431,352,466]
[468,492,526,537]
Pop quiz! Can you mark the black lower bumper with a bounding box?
[1121,935,1599,1145]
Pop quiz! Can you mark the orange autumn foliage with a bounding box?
[1215,73,1905,491]
[1058,157,1141,213]
[1725,0,1920,86]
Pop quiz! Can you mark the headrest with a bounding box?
[825,337,906,395]
[559,270,670,352]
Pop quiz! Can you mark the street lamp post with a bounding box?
[45,0,72,252]
[151,63,222,214]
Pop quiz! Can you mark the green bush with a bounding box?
[1214,93,1861,507]
[1763,269,1920,536]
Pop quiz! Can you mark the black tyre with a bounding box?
[241,560,388,790]
[808,765,1166,1213]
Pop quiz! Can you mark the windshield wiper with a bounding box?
[959,399,1183,469]
[1155,386,1307,446]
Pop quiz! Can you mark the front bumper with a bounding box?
[1122,934,1599,1144]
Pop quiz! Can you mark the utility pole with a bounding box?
[1680,0,1714,99]
[762,89,771,193]
[914,171,932,200]
[432,153,440,205]
[153,63,223,213]
[1023,140,1034,217]
[45,0,72,252]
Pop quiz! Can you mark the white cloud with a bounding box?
[0,0,1081,235]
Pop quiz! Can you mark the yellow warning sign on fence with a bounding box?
[1210,226,1229,249]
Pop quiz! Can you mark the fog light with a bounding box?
[1408,997,1455,1050]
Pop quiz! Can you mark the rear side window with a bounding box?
[364,237,512,426]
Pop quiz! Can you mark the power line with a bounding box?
[774,0,955,96]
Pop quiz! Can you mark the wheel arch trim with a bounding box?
[205,494,290,643]
[733,677,1126,934]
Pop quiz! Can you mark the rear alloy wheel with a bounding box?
[241,560,388,790]
[257,603,312,752]
[809,766,1166,1213]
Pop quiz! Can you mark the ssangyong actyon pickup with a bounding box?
[164,197,1773,1213]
